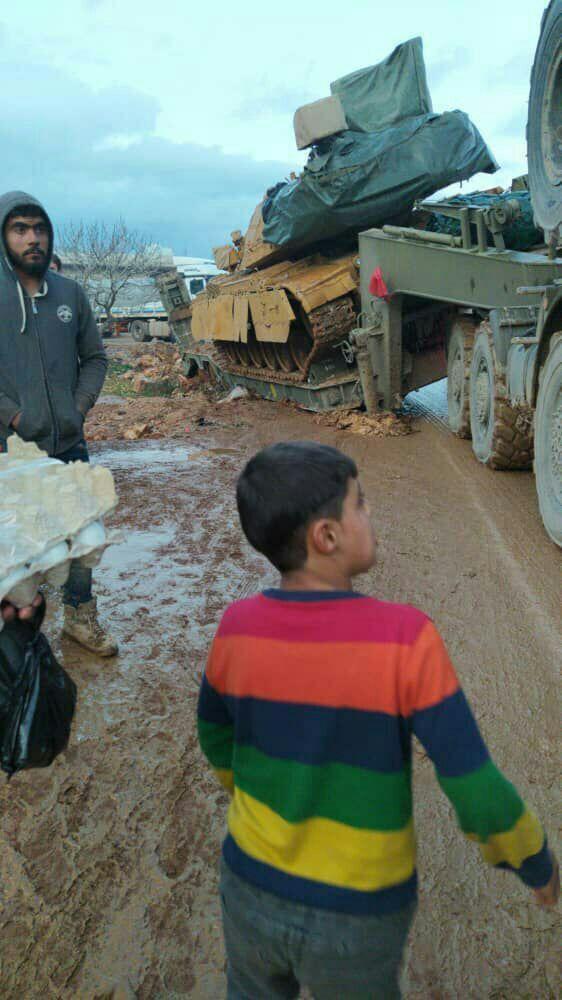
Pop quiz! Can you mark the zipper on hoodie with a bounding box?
[29,296,59,454]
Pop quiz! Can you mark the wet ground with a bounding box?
[0,387,560,999]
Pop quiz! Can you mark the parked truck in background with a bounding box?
[100,257,221,341]
[159,1,561,546]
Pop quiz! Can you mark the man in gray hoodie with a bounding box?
[0,190,117,656]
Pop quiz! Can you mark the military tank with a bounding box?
[160,36,500,409]
[192,251,359,381]
[161,4,561,544]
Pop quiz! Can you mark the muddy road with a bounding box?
[0,388,559,999]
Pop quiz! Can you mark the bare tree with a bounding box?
[57,219,165,329]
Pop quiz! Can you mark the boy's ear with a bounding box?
[308,517,339,557]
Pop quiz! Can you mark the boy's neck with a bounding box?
[280,566,353,593]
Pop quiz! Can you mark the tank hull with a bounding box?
[189,252,359,383]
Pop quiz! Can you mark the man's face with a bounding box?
[4,214,49,277]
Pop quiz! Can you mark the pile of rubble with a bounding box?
[314,409,414,437]
[111,341,194,397]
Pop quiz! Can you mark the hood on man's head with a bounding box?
[0,190,54,275]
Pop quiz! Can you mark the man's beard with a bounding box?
[7,247,47,278]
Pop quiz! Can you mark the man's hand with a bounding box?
[533,853,560,908]
[10,412,21,431]
[1,593,44,624]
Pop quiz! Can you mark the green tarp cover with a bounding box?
[330,37,432,133]
[262,112,498,249]
[425,191,542,250]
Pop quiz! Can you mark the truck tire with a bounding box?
[447,317,475,438]
[534,332,562,545]
[469,323,533,469]
[130,320,150,343]
[527,0,562,235]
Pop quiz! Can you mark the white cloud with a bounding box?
[1,0,540,253]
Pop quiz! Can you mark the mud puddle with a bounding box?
[95,442,196,472]
[96,441,242,475]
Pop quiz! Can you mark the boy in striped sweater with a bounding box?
[198,441,558,999]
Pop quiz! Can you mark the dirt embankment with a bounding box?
[88,339,415,444]
[0,360,559,998]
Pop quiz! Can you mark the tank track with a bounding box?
[215,295,357,384]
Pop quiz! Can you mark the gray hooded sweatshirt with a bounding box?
[0,190,107,456]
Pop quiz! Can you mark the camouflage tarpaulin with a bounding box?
[331,37,432,133]
[262,111,498,249]
[425,190,543,250]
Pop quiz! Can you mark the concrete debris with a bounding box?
[217,386,250,404]
[123,422,154,441]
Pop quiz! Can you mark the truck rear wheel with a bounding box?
[130,320,150,342]
[535,332,562,545]
[469,323,533,469]
[447,317,475,438]
[527,0,562,236]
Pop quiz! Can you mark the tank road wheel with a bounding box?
[289,329,314,373]
[236,342,251,366]
[469,322,533,469]
[260,342,278,370]
[447,317,476,438]
[535,333,562,546]
[246,330,265,367]
[221,343,239,365]
[273,342,297,373]
[130,319,150,342]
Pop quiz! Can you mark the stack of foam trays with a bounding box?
[0,437,118,625]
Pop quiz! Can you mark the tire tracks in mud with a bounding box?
[433,435,561,666]
[407,383,559,661]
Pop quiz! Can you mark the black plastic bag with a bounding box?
[0,617,77,778]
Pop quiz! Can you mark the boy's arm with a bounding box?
[197,640,234,794]
[403,620,557,904]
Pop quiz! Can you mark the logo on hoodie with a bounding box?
[57,304,73,324]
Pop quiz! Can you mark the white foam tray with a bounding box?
[0,437,118,613]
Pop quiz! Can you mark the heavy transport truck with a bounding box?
[159,1,562,546]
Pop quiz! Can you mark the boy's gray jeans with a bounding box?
[220,860,415,1000]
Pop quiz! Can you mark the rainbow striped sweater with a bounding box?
[197,590,551,915]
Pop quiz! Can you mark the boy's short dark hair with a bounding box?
[50,252,62,272]
[236,441,357,572]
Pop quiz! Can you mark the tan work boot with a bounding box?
[62,598,118,657]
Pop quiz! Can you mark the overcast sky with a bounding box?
[1,0,543,256]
